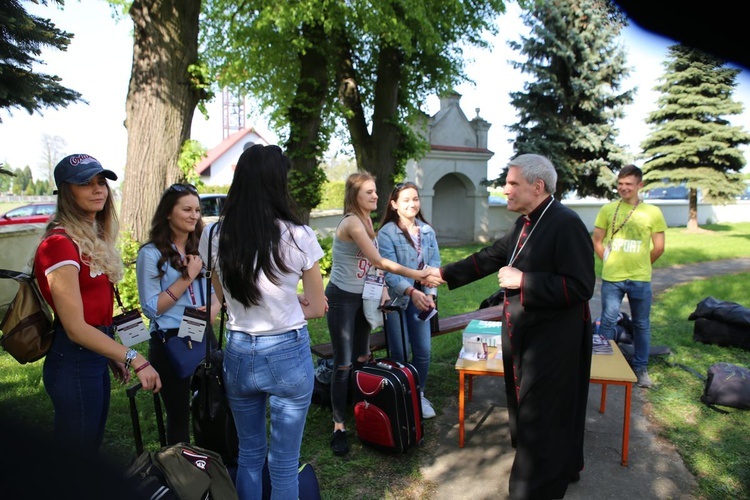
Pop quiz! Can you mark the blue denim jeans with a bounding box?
[384,301,430,392]
[600,280,653,370]
[42,323,113,453]
[223,328,314,500]
[325,282,372,424]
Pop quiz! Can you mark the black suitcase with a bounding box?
[126,382,167,456]
[353,300,424,453]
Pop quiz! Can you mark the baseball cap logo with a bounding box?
[68,154,96,166]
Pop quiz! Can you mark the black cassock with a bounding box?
[443,198,595,499]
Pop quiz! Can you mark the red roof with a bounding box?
[195,126,270,174]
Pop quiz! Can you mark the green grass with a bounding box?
[647,273,750,499]
[1,222,750,498]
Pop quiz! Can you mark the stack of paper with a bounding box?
[592,334,613,355]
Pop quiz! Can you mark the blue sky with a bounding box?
[1,1,749,184]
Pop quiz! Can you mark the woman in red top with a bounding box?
[35,154,161,453]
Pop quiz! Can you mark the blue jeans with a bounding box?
[43,324,113,453]
[325,282,372,424]
[600,280,652,370]
[223,328,314,500]
[384,301,430,392]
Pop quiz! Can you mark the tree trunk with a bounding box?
[121,0,202,242]
[285,22,330,225]
[338,40,404,219]
[686,187,700,231]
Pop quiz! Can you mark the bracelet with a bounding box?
[134,361,151,374]
[165,288,178,301]
[407,288,415,298]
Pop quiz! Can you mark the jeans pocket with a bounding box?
[268,348,308,389]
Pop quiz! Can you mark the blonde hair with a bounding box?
[48,182,124,282]
[344,172,376,239]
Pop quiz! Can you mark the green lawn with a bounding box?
[1,222,749,498]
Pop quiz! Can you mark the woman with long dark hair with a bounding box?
[377,181,441,419]
[137,183,216,444]
[35,154,160,453]
[200,144,325,499]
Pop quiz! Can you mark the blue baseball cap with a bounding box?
[54,154,117,187]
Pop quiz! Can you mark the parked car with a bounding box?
[0,203,56,226]
[199,194,226,224]
[643,186,689,200]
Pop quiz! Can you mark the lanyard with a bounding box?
[508,197,554,267]
[610,200,639,239]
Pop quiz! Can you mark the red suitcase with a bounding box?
[353,300,424,453]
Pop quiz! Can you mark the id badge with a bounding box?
[178,307,207,342]
[603,244,611,262]
[362,269,385,301]
[113,309,150,347]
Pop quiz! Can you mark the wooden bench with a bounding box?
[310,305,504,359]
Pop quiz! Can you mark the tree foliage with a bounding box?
[201,0,507,219]
[641,44,750,229]
[502,0,633,198]
[0,0,82,120]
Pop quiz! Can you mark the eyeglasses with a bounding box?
[166,183,198,195]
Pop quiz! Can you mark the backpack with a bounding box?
[126,443,238,500]
[701,362,750,410]
[0,268,55,364]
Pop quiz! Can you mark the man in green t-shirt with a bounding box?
[593,165,666,388]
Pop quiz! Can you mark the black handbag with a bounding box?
[190,223,239,465]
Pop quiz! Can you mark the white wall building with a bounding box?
[195,127,270,186]
[405,91,495,244]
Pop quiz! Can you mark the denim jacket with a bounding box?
[377,220,441,298]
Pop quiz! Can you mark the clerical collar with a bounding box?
[509,196,555,267]
[524,196,553,221]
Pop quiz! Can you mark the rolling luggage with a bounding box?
[125,382,238,499]
[353,300,424,453]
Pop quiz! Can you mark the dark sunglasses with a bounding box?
[166,183,198,195]
[393,181,417,192]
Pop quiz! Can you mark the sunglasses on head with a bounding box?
[393,181,417,192]
[166,183,198,195]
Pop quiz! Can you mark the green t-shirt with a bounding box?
[594,200,667,282]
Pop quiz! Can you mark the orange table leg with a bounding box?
[599,382,608,413]
[458,370,466,448]
[622,382,632,466]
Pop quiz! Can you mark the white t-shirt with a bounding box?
[199,221,323,335]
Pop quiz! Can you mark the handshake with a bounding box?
[416,266,445,289]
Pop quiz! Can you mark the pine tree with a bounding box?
[641,44,750,230]
[0,0,82,120]
[503,0,633,198]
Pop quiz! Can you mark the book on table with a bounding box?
[592,333,614,355]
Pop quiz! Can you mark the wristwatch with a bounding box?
[124,348,138,370]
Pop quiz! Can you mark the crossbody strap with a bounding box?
[204,223,223,359]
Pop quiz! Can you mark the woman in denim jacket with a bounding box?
[377,182,441,419]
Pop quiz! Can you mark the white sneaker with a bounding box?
[421,393,436,419]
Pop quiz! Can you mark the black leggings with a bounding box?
[148,333,192,445]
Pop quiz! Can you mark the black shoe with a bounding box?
[331,430,349,456]
[569,471,581,483]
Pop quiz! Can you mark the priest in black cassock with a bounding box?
[429,154,595,499]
